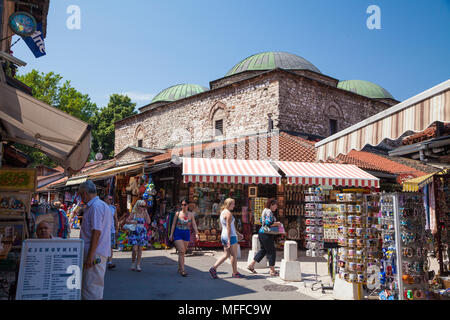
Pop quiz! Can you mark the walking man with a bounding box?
[104,195,119,269]
[79,180,112,300]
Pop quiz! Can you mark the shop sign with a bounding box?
[22,22,46,58]
[0,168,37,191]
[8,11,37,37]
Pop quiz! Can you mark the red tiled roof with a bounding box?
[402,122,450,145]
[142,132,430,180]
[338,150,427,178]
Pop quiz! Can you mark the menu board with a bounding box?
[16,239,84,300]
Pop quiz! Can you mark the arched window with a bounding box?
[209,102,227,137]
[325,103,343,136]
[134,126,145,147]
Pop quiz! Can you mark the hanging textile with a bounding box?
[429,181,437,235]
[423,184,430,230]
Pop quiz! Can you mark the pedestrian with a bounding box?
[53,201,69,239]
[126,200,150,272]
[104,195,119,269]
[78,180,112,300]
[169,199,199,277]
[209,198,245,279]
[36,221,59,239]
[246,198,281,276]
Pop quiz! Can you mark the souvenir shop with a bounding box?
[401,169,450,299]
[0,167,37,299]
[181,157,282,249]
[180,158,382,251]
[103,163,173,251]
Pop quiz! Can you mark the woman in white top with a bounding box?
[209,198,245,279]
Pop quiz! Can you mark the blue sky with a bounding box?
[11,0,450,110]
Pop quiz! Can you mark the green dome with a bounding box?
[337,80,394,99]
[151,84,208,104]
[225,51,321,77]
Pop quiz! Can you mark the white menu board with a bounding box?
[16,239,84,300]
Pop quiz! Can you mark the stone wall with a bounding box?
[277,73,391,138]
[115,76,280,155]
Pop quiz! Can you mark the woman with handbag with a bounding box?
[125,200,150,272]
[209,198,245,279]
[169,199,199,277]
[247,198,281,276]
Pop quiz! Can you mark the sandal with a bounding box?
[178,268,187,277]
[209,267,218,279]
[269,271,279,277]
[232,273,245,278]
[246,266,257,274]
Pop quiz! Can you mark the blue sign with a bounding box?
[22,22,46,58]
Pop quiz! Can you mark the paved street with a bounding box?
[72,229,334,300]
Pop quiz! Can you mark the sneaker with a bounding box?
[232,273,245,278]
[209,267,218,279]
[131,262,136,271]
[136,265,142,272]
[107,263,116,269]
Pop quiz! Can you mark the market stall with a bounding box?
[0,167,37,299]
[402,169,450,299]
[181,157,281,248]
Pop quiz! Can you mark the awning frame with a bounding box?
[0,66,92,173]
[315,80,450,161]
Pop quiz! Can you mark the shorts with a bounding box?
[221,236,238,247]
[111,233,116,247]
[173,228,190,242]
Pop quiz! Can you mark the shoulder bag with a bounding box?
[123,213,137,232]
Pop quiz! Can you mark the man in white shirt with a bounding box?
[79,180,112,300]
[104,195,119,269]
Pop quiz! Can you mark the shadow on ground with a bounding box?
[103,254,256,300]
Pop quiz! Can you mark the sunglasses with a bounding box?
[182,203,188,206]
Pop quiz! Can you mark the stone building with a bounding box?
[114,51,398,162]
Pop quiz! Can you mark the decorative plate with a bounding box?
[8,12,37,37]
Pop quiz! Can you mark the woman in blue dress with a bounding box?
[126,200,150,272]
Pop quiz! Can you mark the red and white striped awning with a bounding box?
[182,157,281,184]
[275,161,379,188]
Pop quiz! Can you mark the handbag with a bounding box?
[123,213,137,232]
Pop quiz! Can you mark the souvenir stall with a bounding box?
[402,169,450,299]
[273,161,381,296]
[181,157,281,249]
[0,168,37,299]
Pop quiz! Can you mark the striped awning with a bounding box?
[275,161,380,187]
[315,80,450,161]
[402,168,448,192]
[182,157,281,184]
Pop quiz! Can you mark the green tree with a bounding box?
[90,94,137,159]
[14,70,98,166]
[16,70,97,122]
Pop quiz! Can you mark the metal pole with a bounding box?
[393,193,404,300]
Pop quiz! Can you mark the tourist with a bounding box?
[169,199,199,277]
[104,195,119,270]
[79,180,112,300]
[247,198,281,276]
[126,200,150,272]
[36,221,57,239]
[209,198,245,279]
[53,201,69,239]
